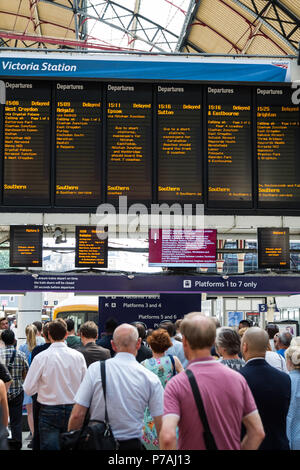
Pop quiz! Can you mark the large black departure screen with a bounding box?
[3,81,51,205]
[257,227,290,269]
[207,86,252,207]
[157,85,202,202]
[257,87,300,207]
[55,82,102,206]
[106,84,152,203]
[75,226,108,268]
[10,225,43,267]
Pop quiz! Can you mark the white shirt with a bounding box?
[74,352,164,441]
[265,351,288,373]
[23,342,87,405]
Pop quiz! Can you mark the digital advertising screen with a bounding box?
[148,228,217,267]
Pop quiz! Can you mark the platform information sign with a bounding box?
[75,226,108,268]
[9,225,43,267]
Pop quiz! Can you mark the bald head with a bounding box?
[181,313,216,350]
[112,323,140,354]
[241,327,269,361]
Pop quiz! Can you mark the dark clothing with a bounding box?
[210,345,219,358]
[7,390,24,447]
[30,342,51,450]
[31,342,51,363]
[240,358,291,450]
[0,359,12,384]
[118,439,146,450]
[96,334,114,357]
[66,335,81,349]
[136,343,153,363]
[77,342,110,367]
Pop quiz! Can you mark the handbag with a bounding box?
[185,369,218,450]
[60,361,119,451]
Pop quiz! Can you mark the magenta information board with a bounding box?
[148,229,217,267]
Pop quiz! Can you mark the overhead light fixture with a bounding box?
[53,227,67,244]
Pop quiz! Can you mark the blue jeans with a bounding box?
[39,404,73,450]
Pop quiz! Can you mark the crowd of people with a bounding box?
[0,313,299,451]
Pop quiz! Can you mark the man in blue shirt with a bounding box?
[276,332,292,358]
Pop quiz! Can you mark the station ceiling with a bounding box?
[0,0,298,55]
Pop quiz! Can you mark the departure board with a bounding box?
[75,226,108,268]
[3,81,51,206]
[257,87,300,207]
[10,225,43,267]
[106,84,152,203]
[157,85,202,202]
[257,227,290,269]
[1,78,300,214]
[207,86,252,207]
[55,82,102,206]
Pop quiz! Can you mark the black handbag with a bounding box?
[60,361,119,451]
[185,369,218,450]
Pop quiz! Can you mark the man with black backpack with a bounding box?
[0,329,29,450]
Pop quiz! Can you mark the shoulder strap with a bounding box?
[185,369,218,450]
[100,361,109,424]
[168,355,176,376]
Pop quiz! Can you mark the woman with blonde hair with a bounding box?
[285,345,300,450]
[18,324,37,447]
[238,326,249,338]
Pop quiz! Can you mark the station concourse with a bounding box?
[0,0,299,454]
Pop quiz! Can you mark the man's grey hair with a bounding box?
[279,332,292,347]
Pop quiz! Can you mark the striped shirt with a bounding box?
[0,346,29,400]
